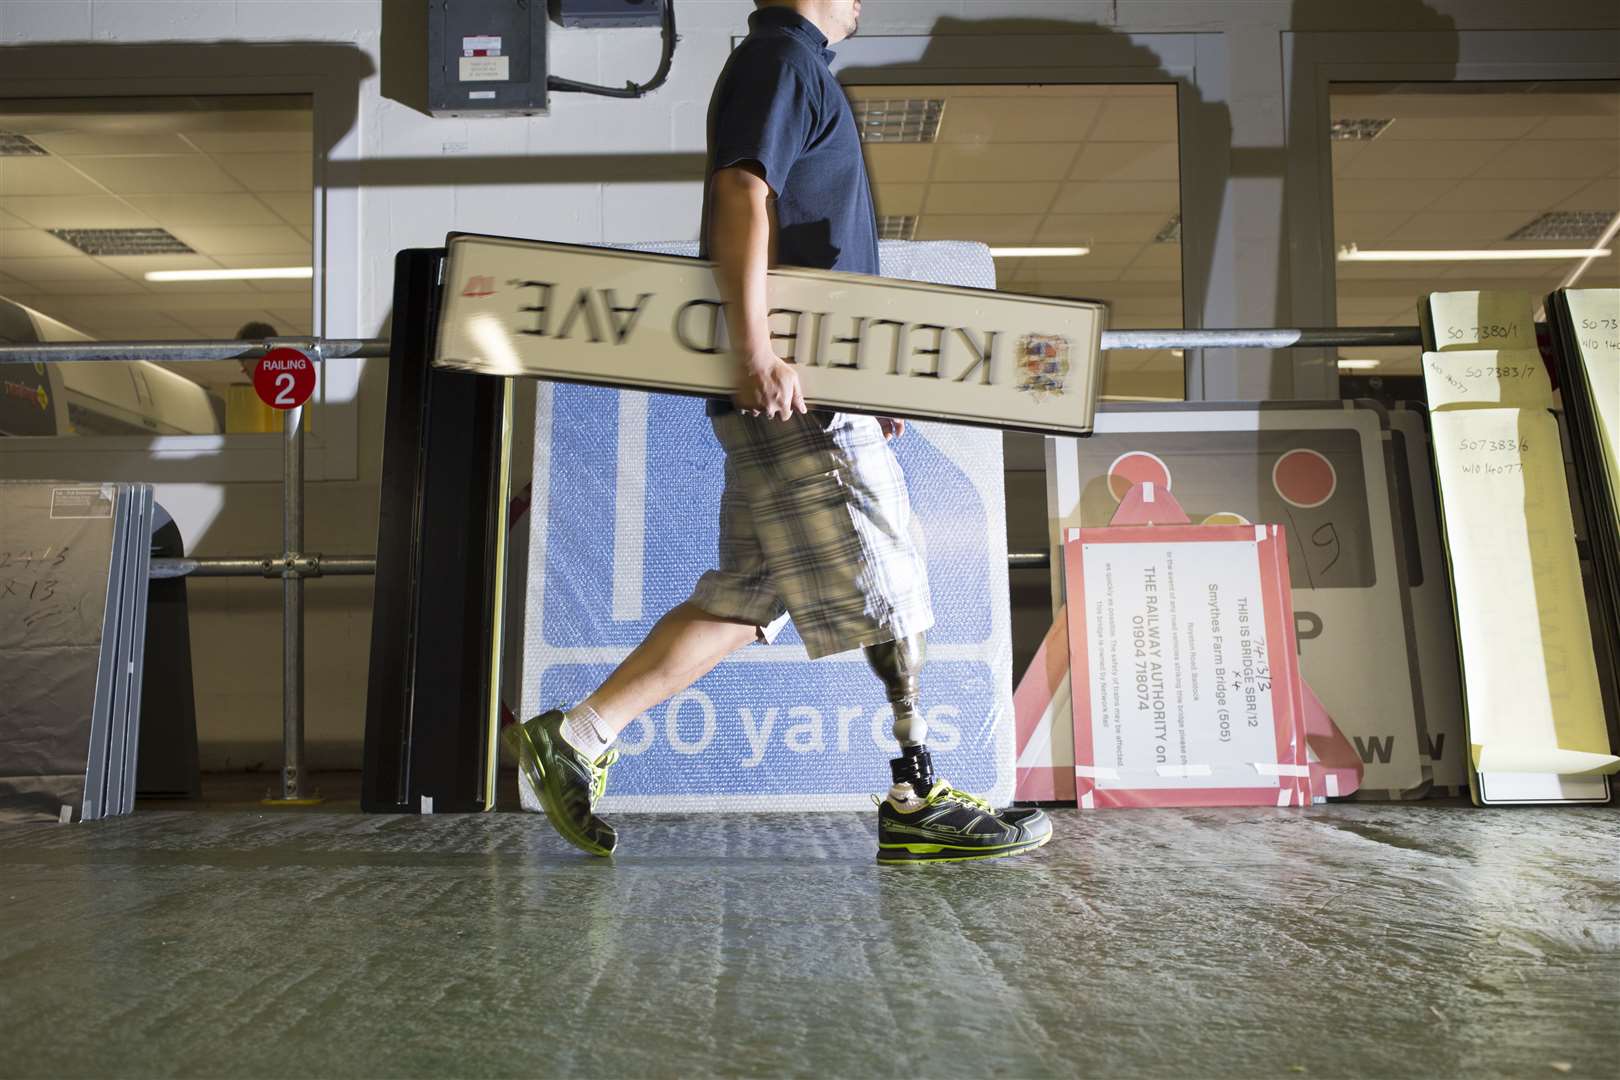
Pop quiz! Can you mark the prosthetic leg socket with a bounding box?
[864,633,937,795]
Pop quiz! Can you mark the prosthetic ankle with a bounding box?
[863,633,936,797]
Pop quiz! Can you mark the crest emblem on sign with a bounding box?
[1015,334,1070,400]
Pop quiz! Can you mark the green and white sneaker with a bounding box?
[503,709,619,857]
[876,780,1052,865]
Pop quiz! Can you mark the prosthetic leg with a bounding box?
[867,632,1054,863]
[863,633,936,798]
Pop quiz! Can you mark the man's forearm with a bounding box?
[708,168,774,360]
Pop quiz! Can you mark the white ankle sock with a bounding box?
[887,782,925,807]
[561,703,615,761]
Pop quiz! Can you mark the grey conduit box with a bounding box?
[428,0,548,117]
[557,0,664,28]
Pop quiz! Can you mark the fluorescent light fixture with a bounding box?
[145,266,313,282]
[988,246,1090,258]
[1337,359,1382,370]
[1337,244,1610,262]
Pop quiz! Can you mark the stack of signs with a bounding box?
[1419,290,1619,804]
[1035,402,1438,800]
[1388,403,1469,794]
[0,482,154,822]
[1059,482,1312,808]
[519,241,1017,811]
[1545,288,1620,751]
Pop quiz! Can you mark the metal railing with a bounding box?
[0,325,1424,802]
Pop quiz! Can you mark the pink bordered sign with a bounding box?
[1061,520,1311,809]
[253,346,317,410]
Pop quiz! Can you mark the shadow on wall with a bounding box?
[839,15,1229,357]
[838,15,1233,676]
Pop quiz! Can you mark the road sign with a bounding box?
[434,235,1107,436]
[253,347,316,410]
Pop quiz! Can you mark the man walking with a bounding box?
[505,0,1052,864]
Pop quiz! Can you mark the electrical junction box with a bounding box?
[428,0,548,117]
[557,0,664,29]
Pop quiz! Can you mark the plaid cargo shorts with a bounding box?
[689,410,935,659]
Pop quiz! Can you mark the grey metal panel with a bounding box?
[85,484,130,821]
[121,486,154,814]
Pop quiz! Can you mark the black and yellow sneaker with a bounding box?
[876,780,1052,864]
[503,709,619,857]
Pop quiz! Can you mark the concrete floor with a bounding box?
[1,781,1616,1079]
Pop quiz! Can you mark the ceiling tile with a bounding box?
[861,144,936,184]
[1026,241,1140,269]
[214,254,311,269]
[1525,116,1620,140]
[27,132,193,156]
[258,192,313,227]
[1068,143,1178,182]
[1556,178,1620,212]
[96,254,221,282]
[0,230,80,259]
[872,182,925,216]
[1331,179,1454,213]
[0,157,104,197]
[1438,177,1588,212]
[137,276,271,295]
[1486,139,1620,181]
[246,278,315,294]
[1333,211,1414,246]
[1430,261,1578,281]
[1127,244,1181,268]
[923,181,1057,214]
[1040,212,1165,243]
[1050,181,1179,214]
[936,97,1104,144]
[0,196,158,229]
[1118,263,1182,282]
[266,307,314,328]
[929,142,1077,182]
[1330,141,1366,173]
[1006,268,1124,290]
[1087,99,1179,142]
[164,224,311,256]
[1336,139,1512,180]
[1386,211,1542,245]
[124,193,284,228]
[66,155,244,195]
[9,277,148,297]
[1334,261,1424,281]
[182,131,313,155]
[1372,116,1541,142]
[914,214,1041,243]
[0,207,29,229]
[211,153,314,193]
[1,257,129,284]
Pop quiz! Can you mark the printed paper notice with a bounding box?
[1079,539,1279,789]
[460,55,510,82]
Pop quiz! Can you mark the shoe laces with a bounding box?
[589,749,619,804]
[926,780,994,815]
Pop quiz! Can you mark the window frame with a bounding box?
[0,44,366,483]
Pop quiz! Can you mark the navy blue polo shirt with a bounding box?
[701,6,878,276]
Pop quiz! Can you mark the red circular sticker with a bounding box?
[253,347,316,410]
[1272,448,1337,509]
[1107,450,1172,502]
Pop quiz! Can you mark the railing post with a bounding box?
[278,400,308,802]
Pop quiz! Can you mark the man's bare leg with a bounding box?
[581,601,758,735]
